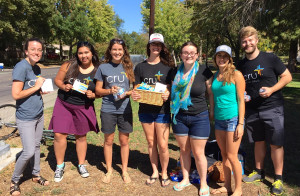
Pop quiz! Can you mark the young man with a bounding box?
[237,26,292,196]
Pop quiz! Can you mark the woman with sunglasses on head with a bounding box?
[171,41,213,195]
[210,45,245,196]
[10,38,48,196]
[95,39,135,184]
[49,41,100,183]
[131,33,175,187]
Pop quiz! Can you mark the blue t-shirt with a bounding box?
[12,59,43,120]
[94,62,132,114]
[211,71,238,120]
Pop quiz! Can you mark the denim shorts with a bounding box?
[215,116,239,132]
[138,113,171,123]
[172,110,210,139]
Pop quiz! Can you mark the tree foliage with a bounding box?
[141,0,193,54]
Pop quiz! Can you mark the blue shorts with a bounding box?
[138,113,171,123]
[215,116,239,132]
[172,110,210,139]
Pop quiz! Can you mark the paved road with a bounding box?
[0,67,60,108]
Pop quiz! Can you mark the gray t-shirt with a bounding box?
[12,59,43,120]
[95,62,132,114]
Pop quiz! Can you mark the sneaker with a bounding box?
[54,165,65,182]
[243,170,264,183]
[271,179,284,195]
[78,165,89,178]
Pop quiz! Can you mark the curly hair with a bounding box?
[104,38,135,83]
[213,54,236,86]
[146,42,175,68]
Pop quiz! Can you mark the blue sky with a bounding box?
[107,0,144,33]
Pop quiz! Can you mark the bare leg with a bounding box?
[270,145,284,176]
[119,132,130,174]
[142,122,159,184]
[154,122,170,181]
[175,135,191,186]
[54,133,68,165]
[103,133,115,172]
[75,134,87,165]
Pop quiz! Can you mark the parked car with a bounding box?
[47,52,60,60]
[130,54,146,67]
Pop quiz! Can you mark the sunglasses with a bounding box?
[111,39,124,44]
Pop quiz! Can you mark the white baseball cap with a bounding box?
[215,45,232,57]
[149,33,164,44]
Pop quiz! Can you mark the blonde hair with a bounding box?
[213,54,236,86]
[239,26,258,40]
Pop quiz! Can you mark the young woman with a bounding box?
[210,45,245,196]
[95,38,135,184]
[131,33,175,187]
[171,41,213,196]
[49,41,100,182]
[10,38,49,196]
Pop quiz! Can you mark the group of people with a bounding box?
[10,25,292,196]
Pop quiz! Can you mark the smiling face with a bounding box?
[180,45,199,66]
[25,41,43,64]
[110,43,124,64]
[241,35,259,55]
[215,51,230,68]
[77,46,93,66]
[149,42,162,56]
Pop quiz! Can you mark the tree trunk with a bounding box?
[287,39,297,73]
[59,40,63,61]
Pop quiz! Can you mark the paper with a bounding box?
[154,82,167,93]
[41,79,54,92]
[72,79,88,94]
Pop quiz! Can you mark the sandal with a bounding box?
[145,176,158,186]
[161,178,170,187]
[10,180,21,196]
[32,175,49,186]
[102,171,112,184]
[199,186,210,196]
[122,172,131,184]
[173,182,191,191]
[211,187,232,195]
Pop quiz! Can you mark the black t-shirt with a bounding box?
[58,70,97,105]
[237,52,286,110]
[134,61,174,114]
[173,64,213,115]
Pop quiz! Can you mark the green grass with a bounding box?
[42,75,300,194]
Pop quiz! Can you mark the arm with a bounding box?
[131,84,141,100]
[260,69,292,98]
[12,77,45,100]
[234,71,246,140]
[205,77,214,120]
[95,81,118,97]
[54,62,73,92]
[161,84,171,102]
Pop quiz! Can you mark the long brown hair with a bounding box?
[146,42,175,68]
[104,38,135,83]
[65,41,100,82]
[213,54,236,85]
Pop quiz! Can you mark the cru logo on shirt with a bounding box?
[244,65,264,83]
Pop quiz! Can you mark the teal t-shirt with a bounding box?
[211,71,238,120]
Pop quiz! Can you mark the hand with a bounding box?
[86,90,95,99]
[234,124,244,141]
[131,89,141,100]
[111,86,118,94]
[161,89,170,102]
[259,87,273,98]
[35,77,45,89]
[40,91,50,95]
[64,84,73,92]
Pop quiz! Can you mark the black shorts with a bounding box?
[100,112,133,134]
[245,105,284,146]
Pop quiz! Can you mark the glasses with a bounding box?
[182,52,197,57]
[111,39,124,44]
[150,42,162,47]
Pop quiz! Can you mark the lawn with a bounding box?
[0,74,299,196]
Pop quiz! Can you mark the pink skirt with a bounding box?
[49,97,99,135]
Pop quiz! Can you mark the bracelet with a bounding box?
[238,123,244,125]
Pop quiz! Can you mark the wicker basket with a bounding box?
[134,85,164,106]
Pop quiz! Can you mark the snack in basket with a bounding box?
[134,82,164,106]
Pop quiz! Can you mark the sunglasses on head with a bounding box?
[111,39,124,44]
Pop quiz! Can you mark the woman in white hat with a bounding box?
[210,45,245,196]
[131,33,175,187]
